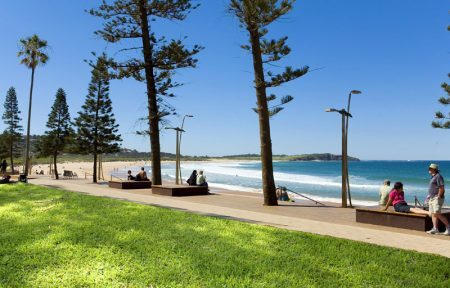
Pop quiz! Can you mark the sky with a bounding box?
[0,0,449,160]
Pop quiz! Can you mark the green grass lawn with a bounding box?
[0,184,449,288]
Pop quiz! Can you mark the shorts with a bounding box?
[429,196,444,214]
[394,202,411,213]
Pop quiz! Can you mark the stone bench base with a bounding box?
[356,208,450,231]
[108,181,152,189]
[152,185,209,197]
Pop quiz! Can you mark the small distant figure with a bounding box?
[0,175,11,184]
[187,170,197,186]
[276,186,291,202]
[196,170,208,187]
[127,170,135,181]
[381,182,429,215]
[1,160,7,175]
[379,179,391,206]
[135,167,149,181]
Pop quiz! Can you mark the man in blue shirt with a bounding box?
[426,163,450,235]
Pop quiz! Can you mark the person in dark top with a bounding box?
[187,170,197,186]
[0,175,11,184]
[1,160,7,175]
[127,170,135,181]
[135,167,149,181]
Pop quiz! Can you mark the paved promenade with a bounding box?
[29,176,450,258]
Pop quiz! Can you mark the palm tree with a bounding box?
[18,35,49,176]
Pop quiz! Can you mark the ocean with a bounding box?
[113,160,450,206]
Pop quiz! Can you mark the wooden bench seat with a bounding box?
[356,208,450,231]
[152,185,209,197]
[108,180,152,189]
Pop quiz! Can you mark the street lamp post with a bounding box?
[325,108,352,208]
[345,90,362,208]
[178,115,193,182]
[165,127,185,185]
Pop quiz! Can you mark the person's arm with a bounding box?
[437,176,445,198]
[438,186,445,198]
[382,197,393,211]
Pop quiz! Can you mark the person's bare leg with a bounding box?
[410,207,430,215]
[435,213,450,227]
[432,214,439,229]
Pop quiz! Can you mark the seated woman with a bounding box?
[127,170,135,181]
[382,182,429,215]
[186,170,197,186]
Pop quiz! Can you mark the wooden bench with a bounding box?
[152,185,209,197]
[356,208,450,231]
[4,172,19,176]
[63,170,77,179]
[108,181,152,189]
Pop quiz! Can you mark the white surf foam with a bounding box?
[180,161,380,190]
[208,183,261,193]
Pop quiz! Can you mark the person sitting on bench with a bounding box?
[382,182,429,215]
[379,179,391,206]
[187,170,197,186]
[135,167,149,181]
[196,170,208,187]
[0,175,11,184]
[127,170,135,181]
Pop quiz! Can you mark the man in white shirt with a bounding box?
[379,179,391,206]
[196,170,208,187]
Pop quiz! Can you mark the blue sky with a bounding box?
[0,0,449,160]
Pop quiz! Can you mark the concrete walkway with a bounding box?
[29,176,450,258]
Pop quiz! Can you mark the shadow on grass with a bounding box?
[0,183,449,287]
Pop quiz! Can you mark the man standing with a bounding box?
[426,163,450,235]
[1,160,7,176]
[379,179,391,206]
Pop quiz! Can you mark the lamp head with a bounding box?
[186,115,194,118]
[350,90,362,95]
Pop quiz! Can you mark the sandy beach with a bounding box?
[31,160,147,179]
[31,159,257,178]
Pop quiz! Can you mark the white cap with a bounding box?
[429,163,439,170]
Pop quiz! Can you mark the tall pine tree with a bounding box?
[2,87,23,173]
[433,75,450,129]
[432,26,450,130]
[42,88,73,180]
[229,0,309,205]
[89,0,202,185]
[74,55,122,183]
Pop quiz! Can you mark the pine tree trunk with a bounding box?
[138,0,162,185]
[249,28,278,206]
[53,152,58,180]
[93,151,97,183]
[24,66,35,176]
[91,81,101,184]
[10,136,14,174]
